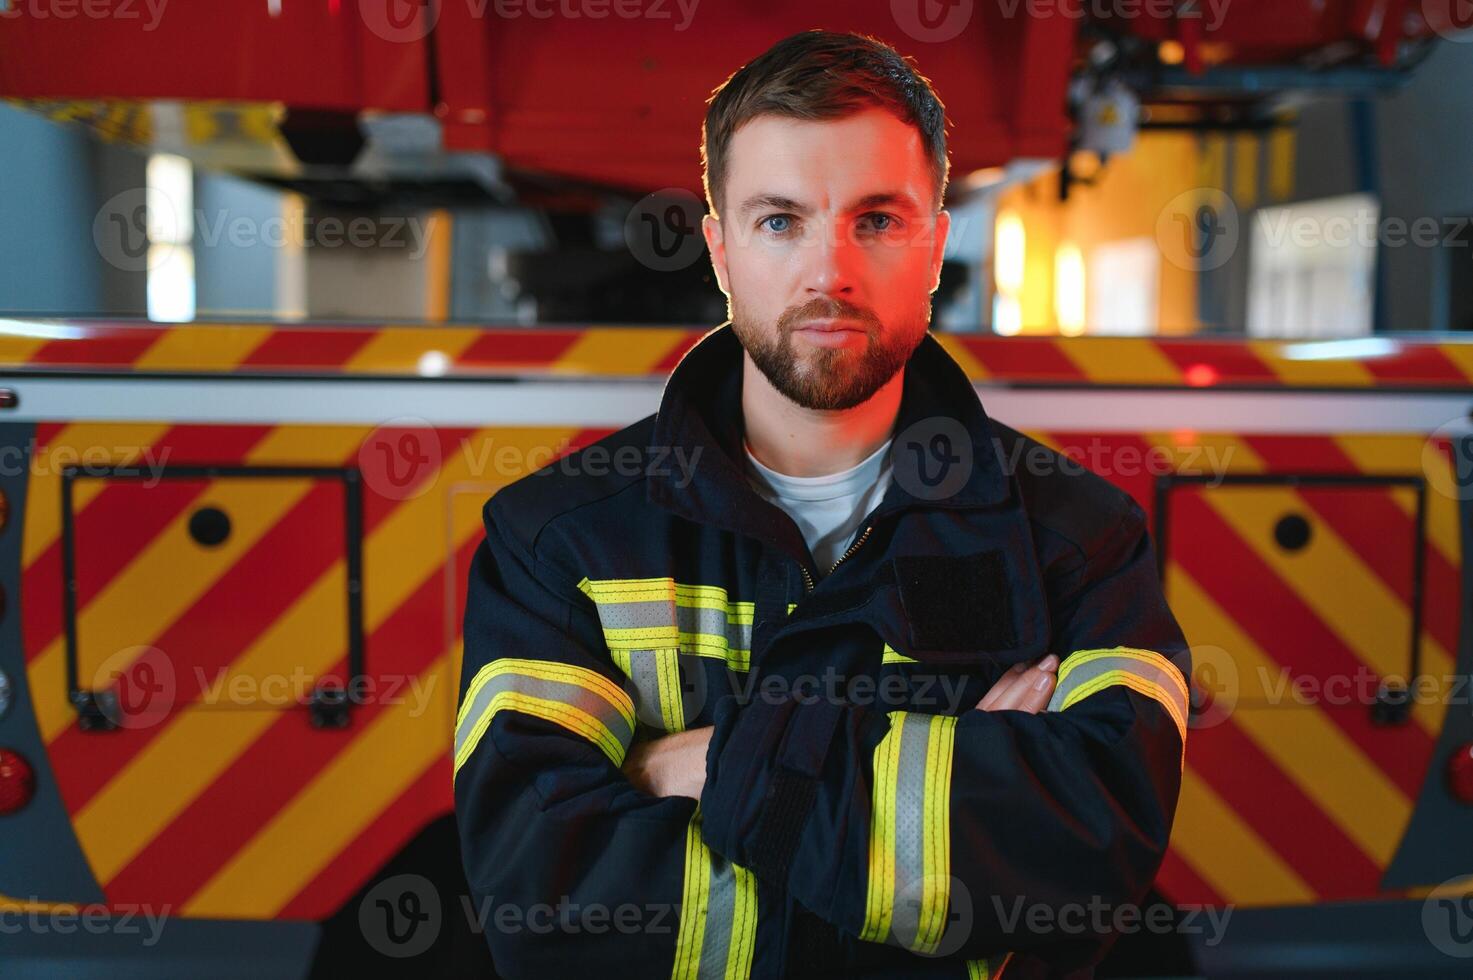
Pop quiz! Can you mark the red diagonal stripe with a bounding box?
[652,332,704,373]
[454,330,582,370]
[1049,430,1436,805]
[1154,845,1224,908]
[1154,341,1279,385]
[47,479,348,812]
[1170,488,1436,799]
[1185,717,1383,899]
[1240,435,1460,660]
[240,329,376,370]
[30,328,164,367]
[22,425,273,664]
[1363,346,1469,385]
[279,759,450,920]
[961,337,1088,383]
[101,518,478,907]
[44,429,480,808]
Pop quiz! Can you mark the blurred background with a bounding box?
[2,0,1472,337]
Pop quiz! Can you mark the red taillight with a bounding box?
[1449,743,1473,804]
[0,748,36,815]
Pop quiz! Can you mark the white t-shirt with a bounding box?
[743,436,893,576]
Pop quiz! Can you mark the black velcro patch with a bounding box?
[894,551,1017,652]
[749,769,817,883]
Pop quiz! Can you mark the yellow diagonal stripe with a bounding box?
[71,428,575,890]
[29,427,366,747]
[0,332,50,365]
[1168,566,1411,866]
[131,325,274,371]
[22,423,173,567]
[343,327,478,375]
[552,327,690,376]
[183,653,453,917]
[933,334,989,382]
[1056,338,1182,386]
[1170,765,1315,907]
[1143,432,1452,737]
[1332,434,1461,571]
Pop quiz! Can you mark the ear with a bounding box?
[703,213,731,296]
[929,209,952,293]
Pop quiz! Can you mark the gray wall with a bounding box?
[0,103,106,316]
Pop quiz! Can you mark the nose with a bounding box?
[803,220,857,298]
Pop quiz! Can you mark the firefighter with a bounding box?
[455,30,1190,979]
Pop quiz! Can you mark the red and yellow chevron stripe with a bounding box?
[2,320,1471,388]
[21,420,612,918]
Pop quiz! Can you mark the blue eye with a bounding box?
[761,215,792,234]
[865,213,894,232]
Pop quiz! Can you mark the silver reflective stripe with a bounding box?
[697,858,740,978]
[890,715,937,951]
[578,578,753,670]
[676,604,752,659]
[672,811,758,980]
[1046,647,1189,743]
[453,664,634,770]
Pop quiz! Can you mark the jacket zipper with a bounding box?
[800,524,873,593]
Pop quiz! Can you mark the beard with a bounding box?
[729,293,931,411]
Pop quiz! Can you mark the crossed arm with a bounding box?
[456,497,1189,978]
[622,655,1062,800]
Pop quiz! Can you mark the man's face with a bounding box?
[703,107,950,411]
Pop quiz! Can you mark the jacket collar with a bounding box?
[647,323,1013,562]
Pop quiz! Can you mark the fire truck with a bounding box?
[1,2,1471,976]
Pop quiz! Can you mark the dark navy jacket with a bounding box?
[455,323,1191,979]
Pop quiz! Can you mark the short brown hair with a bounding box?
[701,30,950,216]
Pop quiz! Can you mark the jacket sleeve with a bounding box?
[697,501,1190,970]
[454,494,773,979]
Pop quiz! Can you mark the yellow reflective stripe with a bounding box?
[882,643,918,664]
[966,952,1015,979]
[1055,647,1189,703]
[455,692,623,770]
[726,864,757,980]
[672,815,710,980]
[1060,669,1189,746]
[672,810,757,980]
[454,658,636,774]
[862,712,959,952]
[577,576,753,611]
[861,712,905,943]
[580,576,753,672]
[682,638,751,672]
[455,657,634,731]
[656,649,686,734]
[1053,647,1189,747]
